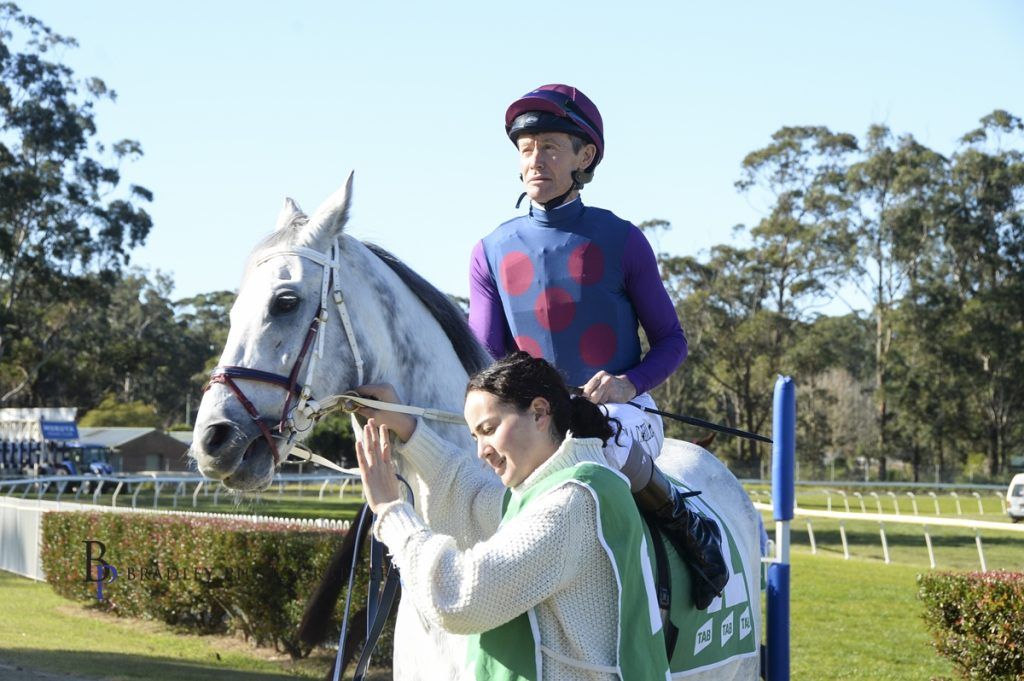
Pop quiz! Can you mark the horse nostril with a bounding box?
[202,423,234,452]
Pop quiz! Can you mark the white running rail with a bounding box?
[753,502,1024,570]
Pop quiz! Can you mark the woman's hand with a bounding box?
[581,371,637,405]
[352,383,417,442]
[356,418,402,514]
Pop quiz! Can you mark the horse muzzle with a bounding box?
[190,419,277,490]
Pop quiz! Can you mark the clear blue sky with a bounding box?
[20,1,1024,304]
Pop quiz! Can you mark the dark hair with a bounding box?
[466,352,618,445]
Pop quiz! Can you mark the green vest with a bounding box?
[465,462,670,680]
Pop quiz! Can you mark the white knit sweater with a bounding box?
[374,422,625,680]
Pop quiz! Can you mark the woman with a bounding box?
[355,352,670,680]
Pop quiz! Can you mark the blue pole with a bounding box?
[767,375,795,681]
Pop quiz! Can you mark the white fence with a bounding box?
[0,476,355,582]
[752,502,1024,570]
[0,471,359,508]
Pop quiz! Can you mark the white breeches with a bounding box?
[601,392,664,469]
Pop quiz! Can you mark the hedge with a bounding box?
[41,510,392,663]
[918,570,1024,680]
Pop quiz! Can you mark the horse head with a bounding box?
[191,173,369,490]
[191,173,488,492]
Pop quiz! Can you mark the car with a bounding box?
[1007,473,1024,523]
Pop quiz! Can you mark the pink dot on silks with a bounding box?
[580,324,616,366]
[499,251,534,296]
[568,242,604,285]
[514,335,543,358]
[534,287,576,332]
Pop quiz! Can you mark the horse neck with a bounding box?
[340,240,474,449]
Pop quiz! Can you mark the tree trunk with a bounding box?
[911,441,920,483]
[989,424,1000,479]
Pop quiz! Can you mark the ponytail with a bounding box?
[568,394,618,444]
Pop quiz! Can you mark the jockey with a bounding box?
[355,353,671,679]
[468,83,727,608]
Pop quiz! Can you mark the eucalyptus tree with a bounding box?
[0,4,152,402]
[840,126,947,478]
[933,111,1024,476]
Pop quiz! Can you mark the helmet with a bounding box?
[505,84,604,171]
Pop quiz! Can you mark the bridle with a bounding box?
[205,238,365,469]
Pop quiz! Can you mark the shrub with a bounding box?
[41,511,392,664]
[918,571,1024,680]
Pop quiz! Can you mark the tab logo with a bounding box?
[83,540,118,601]
[739,606,753,640]
[694,618,713,655]
[721,611,735,646]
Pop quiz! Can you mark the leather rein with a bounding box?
[204,239,366,471]
[203,239,465,473]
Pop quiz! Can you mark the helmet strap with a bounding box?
[540,170,585,211]
[515,171,586,210]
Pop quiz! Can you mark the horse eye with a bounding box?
[271,292,300,315]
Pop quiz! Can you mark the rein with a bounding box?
[204,238,365,467]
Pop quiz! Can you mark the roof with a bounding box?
[77,427,159,449]
[168,431,193,446]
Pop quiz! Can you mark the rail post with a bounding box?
[767,375,794,681]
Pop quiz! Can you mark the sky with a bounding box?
[16,1,1024,306]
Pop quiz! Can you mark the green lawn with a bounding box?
[4,481,1017,679]
[0,570,331,680]
[3,550,963,681]
[789,551,955,680]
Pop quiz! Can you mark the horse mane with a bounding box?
[246,216,491,377]
[363,242,491,377]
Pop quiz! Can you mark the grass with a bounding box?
[0,570,331,680]
[780,515,1022,571]
[788,551,955,680]
[5,481,1018,679]
[2,548,960,681]
[747,485,1023,572]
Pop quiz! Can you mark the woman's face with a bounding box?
[464,390,558,488]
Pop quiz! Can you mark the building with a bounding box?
[77,427,192,473]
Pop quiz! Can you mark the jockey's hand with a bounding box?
[581,371,637,405]
[352,383,416,441]
[356,418,402,514]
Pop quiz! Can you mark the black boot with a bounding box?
[622,444,729,610]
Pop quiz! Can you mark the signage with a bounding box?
[41,421,79,440]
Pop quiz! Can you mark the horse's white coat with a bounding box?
[192,177,760,681]
[657,439,762,681]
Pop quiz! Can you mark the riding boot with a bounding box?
[620,443,730,610]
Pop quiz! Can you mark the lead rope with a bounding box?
[332,477,413,681]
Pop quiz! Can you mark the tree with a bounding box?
[933,111,1024,476]
[839,125,947,479]
[656,245,783,475]
[0,3,152,400]
[79,394,161,428]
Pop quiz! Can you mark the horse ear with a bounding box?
[275,197,304,231]
[303,171,354,244]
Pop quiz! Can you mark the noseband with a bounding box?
[205,238,365,467]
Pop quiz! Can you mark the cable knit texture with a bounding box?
[375,421,623,680]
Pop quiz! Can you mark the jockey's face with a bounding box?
[517,132,596,206]
[465,389,557,488]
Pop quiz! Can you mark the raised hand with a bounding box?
[355,418,402,513]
